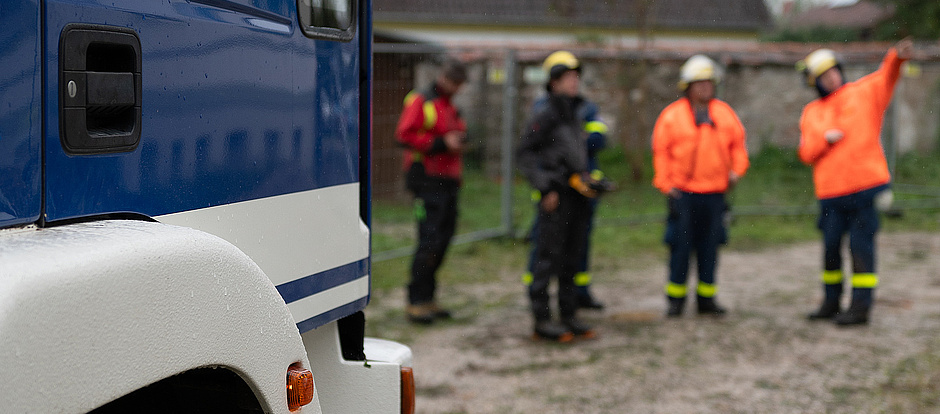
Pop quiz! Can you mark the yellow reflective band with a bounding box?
[852,273,878,288]
[530,190,541,202]
[521,272,533,286]
[584,120,608,135]
[574,272,592,287]
[665,283,687,298]
[422,101,437,131]
[590,169,604,181]
[403,90,419,107]
[697,282,718,298]
[822,270,843,285]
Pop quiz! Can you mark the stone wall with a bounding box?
[570,56,940,155]
[385,50,940,192]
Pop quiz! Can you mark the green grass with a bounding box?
[371,147,940,293]
[370,237,531,292]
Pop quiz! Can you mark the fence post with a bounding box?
[501,49,518,237]
[885,100,897,177]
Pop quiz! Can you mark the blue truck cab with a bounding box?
[0,1,412,413]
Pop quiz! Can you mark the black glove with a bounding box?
[587,170,617,194]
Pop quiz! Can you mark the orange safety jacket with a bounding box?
[396,83,466,181]
[798,48,904,199]
[652,98,749,195]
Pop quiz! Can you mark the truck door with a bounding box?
[42,0,361,220]
[41,1,308,221]
[0,0,42,228]
[42,1,369,332]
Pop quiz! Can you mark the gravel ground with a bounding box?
[368,232,940,413]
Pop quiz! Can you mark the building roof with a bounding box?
[785,0,894,30]
[374,0,772,33]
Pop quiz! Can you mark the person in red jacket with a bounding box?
[798,39,913,325]
[396,60,467,324]
[652,55,749,317]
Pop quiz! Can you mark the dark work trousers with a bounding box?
[817,184,886,306]
[579,197,598,274]
[529,188,591,321]
[527,197,598,297]
[665,192,726,297]
[408,182,458,305]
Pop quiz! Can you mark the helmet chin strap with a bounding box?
[814,66,845,98]
[815,75,844,98]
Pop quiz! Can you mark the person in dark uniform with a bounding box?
[517,51,604,341]
[525,87,610,311]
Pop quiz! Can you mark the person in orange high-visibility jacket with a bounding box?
[798,39,913,326]
[396,60,468,325]
[652,55,749,318]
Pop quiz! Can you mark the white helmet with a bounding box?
[678,55,720,91]
[798,48,841,87]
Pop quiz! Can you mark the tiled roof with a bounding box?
[374,0,772,32]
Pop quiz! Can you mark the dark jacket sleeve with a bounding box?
[517,111,560,194]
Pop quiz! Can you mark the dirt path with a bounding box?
[368,233,940,413]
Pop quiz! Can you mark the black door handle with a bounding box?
[60,24,141,155]
[86,72,136,107]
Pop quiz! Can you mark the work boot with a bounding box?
[834,302,870,326]
[807,300,841,320]
[577,294,605,310]
[533,320,574,342]
[406,304,436,325]
[697,296,727,316]
[428,302,452,320]
[810,281,844,320]
[562,317,597,339]
[666,297,685,318]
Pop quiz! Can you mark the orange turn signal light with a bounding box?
[401,366,415,414]
[287,364,314,412]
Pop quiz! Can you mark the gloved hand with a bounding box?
[588,169,617,194]
[874,189,894,212]
[569,173,598,198]
[824,129,844,144]
[569,171,617,198]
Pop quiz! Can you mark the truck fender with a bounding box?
[0,220,318,413]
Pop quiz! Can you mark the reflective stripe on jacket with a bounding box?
[396,83,466,180]
[798,49,903,199]
[652,98,749,195]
